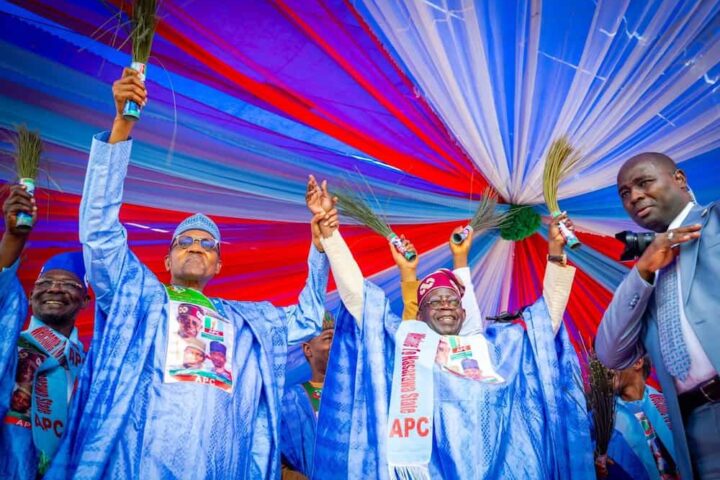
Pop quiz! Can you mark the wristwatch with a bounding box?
[547,254,567,266]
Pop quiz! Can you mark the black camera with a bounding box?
[615,231,656,261]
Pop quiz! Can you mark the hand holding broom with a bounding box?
[452,187,508,245]
[333,189,416,262]
[111,68,147,143]
[122,0,158,121]
[543,137,582,249]
[12,125,42,231]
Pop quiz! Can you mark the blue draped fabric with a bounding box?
[280,383,317,477]
[0,260,37,480]
[607,386,675,480]
[314,281,594,479]
[44,132,329,479]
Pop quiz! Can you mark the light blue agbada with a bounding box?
[280,383,318,476]
[46,132,329,480]
[605,386,676,480]
[314,281,595,480]
[0,260,35,480]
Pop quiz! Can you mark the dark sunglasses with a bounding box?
[172,235,219,252]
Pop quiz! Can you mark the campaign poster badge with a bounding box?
[6,346,45,428]
[164,299,234,393]
[436,335,505,383]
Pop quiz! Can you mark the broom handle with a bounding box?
[122,61,146,121]
[552,210,581,250]
[451,225,473,245]
[387,233,416,261]
[15,178,35,230]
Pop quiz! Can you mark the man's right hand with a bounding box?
[2,184,36,237]
[0,184,36,268]
[109,68,147,143]
[389,234,418,282]
[636,224,701,282]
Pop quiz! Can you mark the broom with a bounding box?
[12,125,43,230]
[122,0,158,120]
[586,354,616,471]
[334,190,416,261]
[452,187,509,245]
[543,136,582,249]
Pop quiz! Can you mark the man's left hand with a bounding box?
[449,225,472,268]
[548,212,573,256]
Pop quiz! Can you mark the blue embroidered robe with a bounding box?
[280,383,318,477]
[45,132,329,479]
[0,260,35,479]
[314,281,594,479]
[606,386,676,480]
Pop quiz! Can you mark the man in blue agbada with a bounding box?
[45,69,332,479]
[0,185,89,479]
[280,312,335,479]
[595,356,678,480]
[309,180,595,479]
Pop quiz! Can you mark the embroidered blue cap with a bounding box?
[173,213,221,242]
[39,251,86,285]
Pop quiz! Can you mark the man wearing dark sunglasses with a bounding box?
[44,69,333,480]
[0,185,89,479]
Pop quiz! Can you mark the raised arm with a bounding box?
[450,226,483,334]
[282,220,330,345]
[79,69,146,314]
[388,235,418,320]
[0,188,31,416]
[306,176,366,324]
[544,213,577,336]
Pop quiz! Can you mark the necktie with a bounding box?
[656,258,691,381]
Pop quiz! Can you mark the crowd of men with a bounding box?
[0,68,717,479]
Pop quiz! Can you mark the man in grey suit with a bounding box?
[596,152,719,479]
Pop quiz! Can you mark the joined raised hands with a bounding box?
[307,175,339,243]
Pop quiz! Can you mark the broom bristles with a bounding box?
[586,354,616,456]
[13,125,43,179]
[131,0,158,63]
[334,190,394,238]
[468,187,511,233]
[543,136,581,213]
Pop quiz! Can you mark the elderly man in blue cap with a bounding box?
[45,68,333,480]
[0,185,89,479]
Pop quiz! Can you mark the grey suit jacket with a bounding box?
[596,201,720,480]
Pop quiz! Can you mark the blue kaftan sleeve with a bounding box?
[0,260,26,417]
[79,132,133,315]
[282,244,329,346]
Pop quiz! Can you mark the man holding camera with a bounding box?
[596,152,719,479]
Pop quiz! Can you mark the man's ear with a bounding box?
[165,254,171,272]
[215,258,222,276]
[632,356,644,371]
[302,342,311,359]
[673,169,688,189]
[81,293,91,310]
